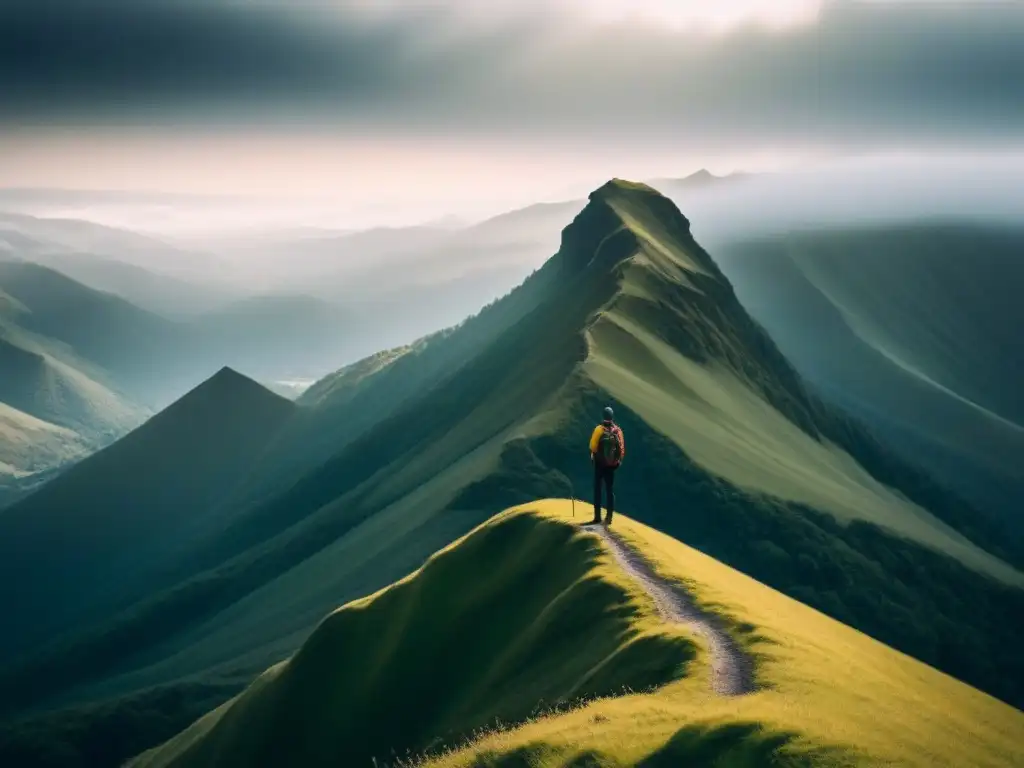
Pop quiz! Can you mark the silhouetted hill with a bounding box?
[0,367,296,661]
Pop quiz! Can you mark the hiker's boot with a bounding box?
[603,513,613,527]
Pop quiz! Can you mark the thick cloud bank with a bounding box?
[2,1,1022,148]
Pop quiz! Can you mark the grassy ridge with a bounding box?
[504,389,1024,709]
[420,503,1023,768]
[129,511,696,768]
[37,205,624,703]
[578,184,1020,582]
[133,504,1024,768]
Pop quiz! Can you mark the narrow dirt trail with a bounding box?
[589,524,756,696]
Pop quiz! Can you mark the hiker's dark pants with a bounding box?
[593,463,616,522]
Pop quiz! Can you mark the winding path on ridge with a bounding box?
[588,524,756,696]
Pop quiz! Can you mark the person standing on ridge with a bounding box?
[588,406,625,526]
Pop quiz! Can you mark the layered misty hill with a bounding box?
[716,224,1024,527]
[0,210,235,316]
[0,210,369,382]
[0,181,1020,768]
[0,263,155,503]
[0,259,357,498]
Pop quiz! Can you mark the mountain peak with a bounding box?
[209,365,249,384]
[202,366,283,399]
[554,178,700,278]
[159,366,294,422]
[685,168,715,182]
[588,177,663,203]
[587,178,692,231]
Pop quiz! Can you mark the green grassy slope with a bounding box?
[0,186,627,740]
[0,261,199,406]
[125,509,695,768]
[575,195,1018,584]
[0,368,296,667]
[130,504,1024,768]
[55,227,612,697]
[297,345,413,408]
[3,181,1022,768]
[715,225,1024,527]
[0,289,150,490]
[786,225,1023,424]
[0,331,145,439]
[458,182,1024,704]
[0,311,572,733]
[1,266,147,428]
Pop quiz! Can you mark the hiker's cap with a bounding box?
[603,406,614,421]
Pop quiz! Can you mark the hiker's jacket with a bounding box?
[589,421,625,465]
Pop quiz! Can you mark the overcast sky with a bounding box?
[1,1,1022,222]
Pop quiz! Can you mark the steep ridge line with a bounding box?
[588,524,755,696]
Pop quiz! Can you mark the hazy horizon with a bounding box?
[2,1,1022,233]
[0,153,1021,242]
[2,0,1022,343]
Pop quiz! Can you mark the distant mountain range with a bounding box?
[0,260,357,498]
[0,210,227,287]
[0,180,1019,768]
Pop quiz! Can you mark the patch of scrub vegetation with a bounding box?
[128,512,696,768]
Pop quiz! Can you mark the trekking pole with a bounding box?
[570,477,576,518]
